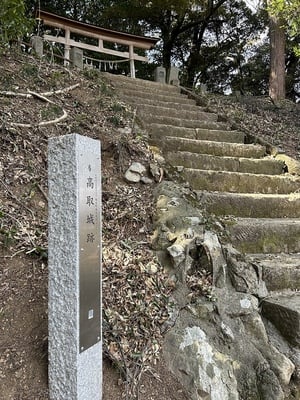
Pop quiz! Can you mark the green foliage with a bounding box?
[268,0,300,53]
[268,0,300,35]
[0,0,33,47]
[179,1,267,93]
[110,101,125,113]
[99,81,114,96]
[40,104,62,120]
[26,0,88,20]
[108,114,123,127]
[21,63,38,77]
[107,100,132,127]
[82,67,101,80]
[24,0,299,99]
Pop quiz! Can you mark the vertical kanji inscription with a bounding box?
[78,153,101,352]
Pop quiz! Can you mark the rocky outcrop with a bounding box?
[153,181,296,400]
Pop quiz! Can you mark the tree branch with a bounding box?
[10,109,68,128]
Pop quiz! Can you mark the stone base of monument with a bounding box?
[48,133,102,399]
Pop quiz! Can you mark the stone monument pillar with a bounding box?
[70,47,84,69]
[48,133,102,400]
[31,35,43,57]
[168,66,179,86]
[154,66,166,84]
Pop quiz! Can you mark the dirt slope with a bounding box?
[0,50,299,399]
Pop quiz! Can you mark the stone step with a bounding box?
[121,95,200,112]
[139,107,218,124]
[149,124,243,143]
[102,72,180,93]
[226,218,300,253]
[166,152,285,175]
[118,88,195,105]
[246,253,300,292]
[197,192,300,218]
[162,137,266,158]
[116,81,180,96]
[144,114,220,127]
[182,169,300,194]
[261,292,300,347]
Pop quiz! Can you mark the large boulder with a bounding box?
[152,181,296,399]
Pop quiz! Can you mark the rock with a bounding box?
[242,313,295,386]
[185,216,203,225]
[38,201,45,208]
[186,300,214,320]
[152,182,205,259]
[161,224,169,232]
[220,321,235,342]
[153,153,165,165]
[167,197,180,207]
[256,362,285,400]
[167,244,185,267]
[184,228,194,239]
[291,349,300,382]
[164,326,239,400]
[270,348,295,386]
[153,180,297,398]
[224,244,268,298]
[162,296,180,331]
[275,154,300,175]
[140,176,153,184]
[215,289,259,317]
[261,292,300,347]
[201,231,227,288]
[124,162,147,183]
[128,161,146,175]
[149,162,162,181]
[246,253,300,292]
[124,169,141,183]
[145,263,158,274]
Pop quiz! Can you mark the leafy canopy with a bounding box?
[0,0,33,46]
[267,0,300,37]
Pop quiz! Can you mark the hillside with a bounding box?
[0,50,299,399]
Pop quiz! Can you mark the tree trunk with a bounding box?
[162,41,173,82]
[269,13,286,101]
[185,26,202,88]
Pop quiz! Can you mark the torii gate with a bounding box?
[38,10,158,78]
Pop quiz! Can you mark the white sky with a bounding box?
[245,0,261,12]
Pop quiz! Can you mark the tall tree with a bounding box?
[268,1,286,100]
[182,0,228,87]
[268,0,300,42]
[96,0,229,79]
[181,0,263,88]
[267,0,300,100]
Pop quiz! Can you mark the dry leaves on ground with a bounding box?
[102,184,175,398]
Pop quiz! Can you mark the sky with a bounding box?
[245,0,261,12]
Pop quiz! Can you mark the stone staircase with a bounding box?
[104,73,300,352]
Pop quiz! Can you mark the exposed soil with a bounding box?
[0,49,189,400]
[0,49,299,399]
[207,93,300,161]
